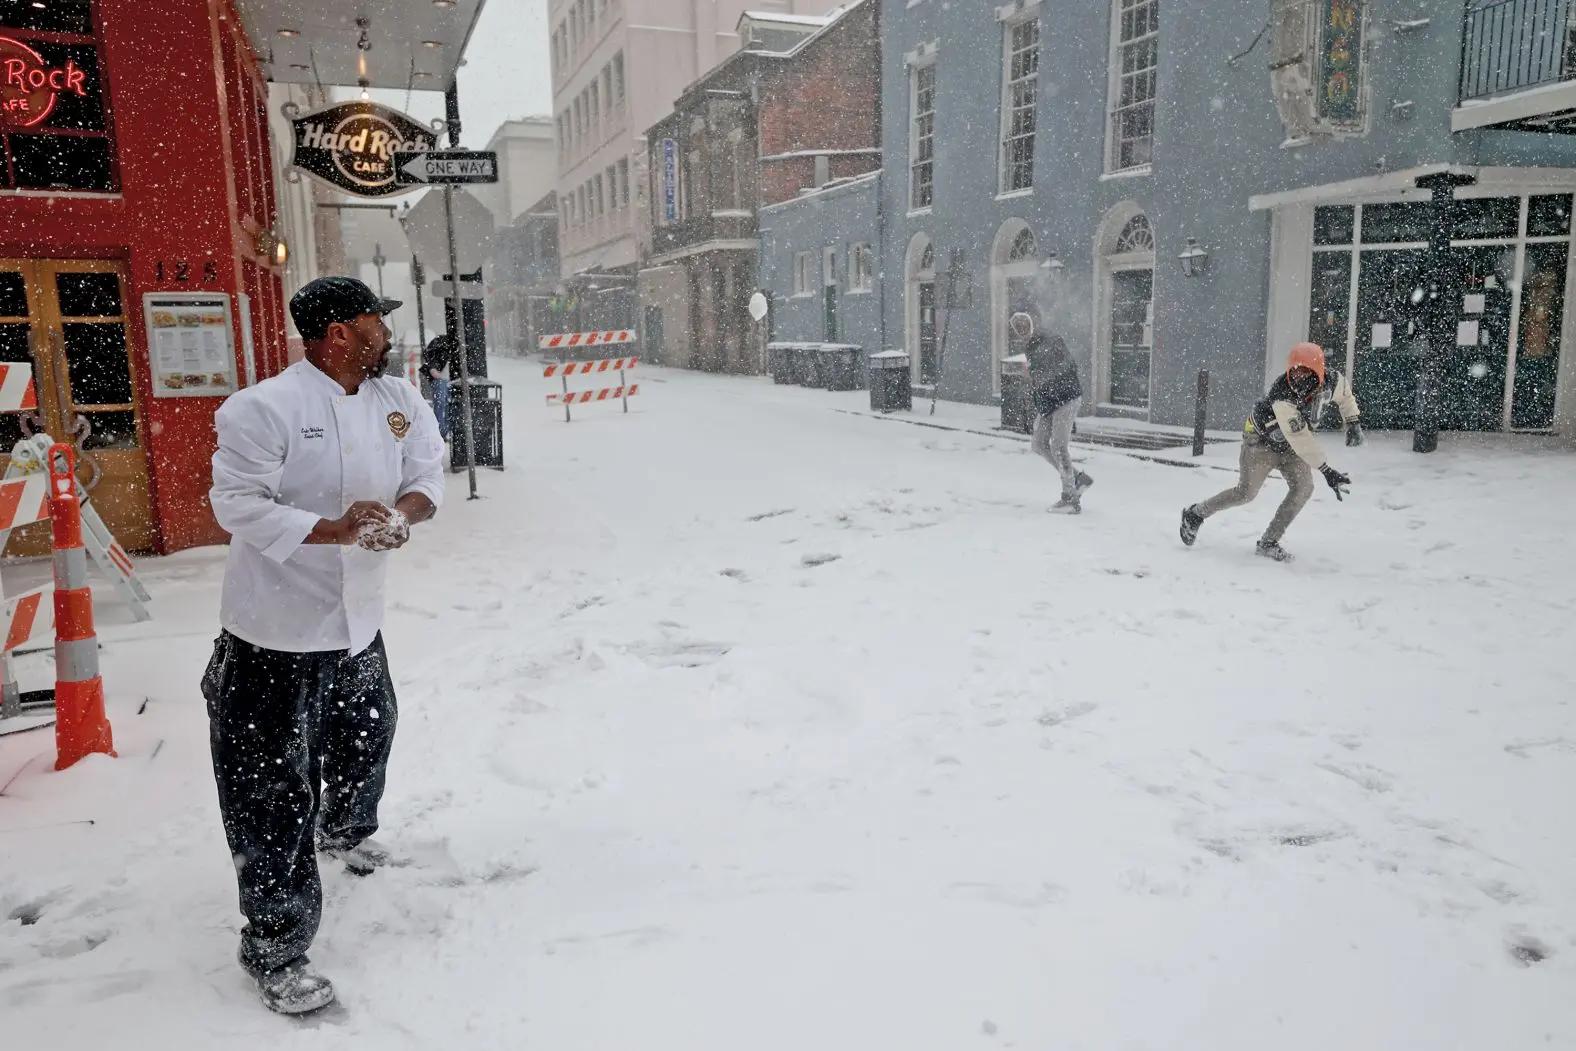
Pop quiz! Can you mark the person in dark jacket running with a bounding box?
[1179,342,1358,562]
[1016,312,1091,513]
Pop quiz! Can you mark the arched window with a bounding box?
[1007,228,1037,262]
[1115,215,1155,255]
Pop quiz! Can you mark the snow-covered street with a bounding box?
[2,357,1573,1049]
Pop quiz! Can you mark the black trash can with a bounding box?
[869,351,912,413]
[766,343,795,385]
[781,344,809,386]
[1000,354,1032,434]
[799,344,825,388]
[449,378,504,470]
[819,344,862,391]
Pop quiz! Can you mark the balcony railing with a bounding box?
[649,212,757,257]
[1460,0,1576,102]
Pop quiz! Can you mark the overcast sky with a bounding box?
[371,0,553,146]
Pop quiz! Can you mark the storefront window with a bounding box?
[1313,205,1354,246]
[1513,242,1567,430]
[1308,253,1351,369]
[1452,197,1520,241]
[1527,194,1573,238]
[0,3,117,193]
[1360,202,1432,244]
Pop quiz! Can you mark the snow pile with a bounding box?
[0,359,1573,1049]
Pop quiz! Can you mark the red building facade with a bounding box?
[0,0,285,554]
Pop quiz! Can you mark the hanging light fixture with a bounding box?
[1178,237,1212,278]
[359,77,371,101]
[1039,251,1065,274]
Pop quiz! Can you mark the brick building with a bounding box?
[638,0,880,372]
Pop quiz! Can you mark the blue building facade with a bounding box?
[757,171,884,351]
[876,0,1576,434]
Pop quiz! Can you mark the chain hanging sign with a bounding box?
[289,101,438,199]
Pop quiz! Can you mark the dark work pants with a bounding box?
[202,630,399,972]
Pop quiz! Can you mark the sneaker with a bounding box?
[1074,472,1094,493]
[241,953,336,1016]
[1050,496,1081,515]
[1255,540,1294,563]
[1180,507,1204,546]
[319,837,394,877]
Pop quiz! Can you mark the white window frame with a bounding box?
[793,252,814,296]
[849,243,874,293]
[908,57,937,214]
[998,12,1039,196]
[1105,0,1158,176]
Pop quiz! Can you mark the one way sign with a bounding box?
[396,150,499,185]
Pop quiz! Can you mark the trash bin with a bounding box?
[869,350,912,413]
[1000,354,1032,434]
[794,345,819,390]
[818,344,862,391]
[449,378,504,470]
[766,343,796,385]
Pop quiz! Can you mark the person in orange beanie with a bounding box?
[1179,343,1359,562]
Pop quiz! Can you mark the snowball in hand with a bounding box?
[356,509,410,551]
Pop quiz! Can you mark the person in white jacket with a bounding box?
[202,276,444,1015]
[1180,342,1358,562]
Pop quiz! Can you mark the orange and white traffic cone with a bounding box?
[48,444,113,770]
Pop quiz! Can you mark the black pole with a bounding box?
[444,81,462,147]
[1192,368,1210,457]
[1413,171,1476,454]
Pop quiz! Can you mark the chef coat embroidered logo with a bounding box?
[386,411,411,439]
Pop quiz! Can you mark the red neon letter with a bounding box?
[3,58,24,90]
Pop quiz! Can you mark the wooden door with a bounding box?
[0,260,154,555]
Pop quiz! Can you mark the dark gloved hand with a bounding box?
[1320,464,1351,501]
[1345,420,1365,447]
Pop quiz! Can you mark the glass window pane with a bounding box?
[0,273,28,318]
[62,322,131,404]
[1513,242,1567,430]
[80,410,138,451]
[1309,253,1352,361]
[1360,202,1432,244]
[10,134,114,192]
[55,272,120,318]
[27,43,106,131]
[1314,206,1355,246]
[0,0,93,34]
[0,322,33,363]
[1528,194,1573,237]
[1453,197,1520,240]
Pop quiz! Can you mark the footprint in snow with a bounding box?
[801,553,841,568]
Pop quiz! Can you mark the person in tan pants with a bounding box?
[1180,343,1358,562]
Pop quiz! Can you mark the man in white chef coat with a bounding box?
[202,276,445,1015]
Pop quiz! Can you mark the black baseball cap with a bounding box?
[289,276,402,340]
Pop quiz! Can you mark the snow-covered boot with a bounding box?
[319,837,394,877]
[1050,494,1081,515]
[1074,471,1094,493]
[1180,507,1204,546]
[242,953,336,1015]
[1255,539,1294,563]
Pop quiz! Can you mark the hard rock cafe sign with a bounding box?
[289,101,437,199]
[0,35,89,130]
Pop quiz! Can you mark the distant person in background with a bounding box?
[422,333,457,442]
[1016,312,1092,514]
